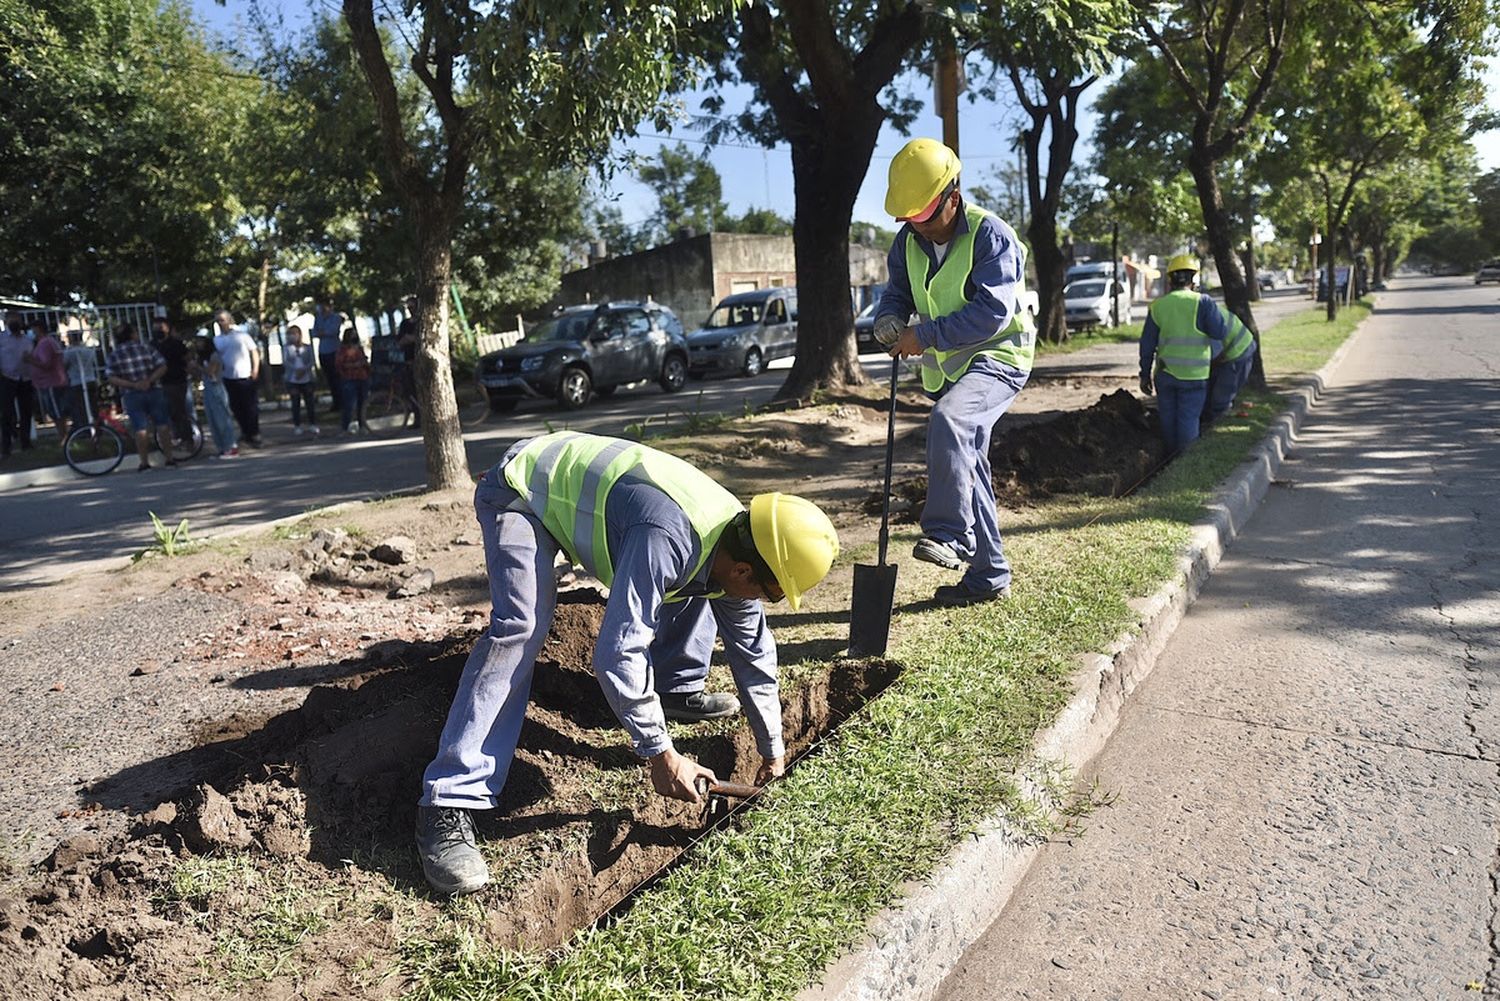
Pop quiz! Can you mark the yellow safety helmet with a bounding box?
[748,492,839,611]
[885,138,962,222]
[1166,254,1200,275]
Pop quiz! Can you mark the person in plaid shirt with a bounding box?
[105,323,176,471]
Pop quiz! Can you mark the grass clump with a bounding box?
[1035,320,1144,355]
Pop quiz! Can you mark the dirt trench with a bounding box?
[0,589,899,997]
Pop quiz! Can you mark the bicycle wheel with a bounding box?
[169,422,205,461]
[64,424,126,476]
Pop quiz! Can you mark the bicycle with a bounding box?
[63,383,203,476]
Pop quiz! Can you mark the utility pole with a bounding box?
[937,39,960,155]
[1111,221,1120,328]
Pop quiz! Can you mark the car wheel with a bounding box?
[594,385,617,398]
[660,354,687,393]
[487,396,518,414]
[556,366,591,410]
[741,347,764,378]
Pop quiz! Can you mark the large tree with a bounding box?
[1136,0,1289,386]
[973,0,1133,345]
[639,141,730,242]
[341,0,726,489]
[706,0,926,400]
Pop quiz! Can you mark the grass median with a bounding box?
[397,301,1373,999]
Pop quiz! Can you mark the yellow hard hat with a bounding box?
[885,138,962,222]
[749,492,839,611]
[1166,254,1200,275]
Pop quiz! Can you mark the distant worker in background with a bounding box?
[872,138,1035,607]
[1138,255,1248,454]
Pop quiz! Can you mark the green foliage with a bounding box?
[145,511,192,558]
[638,142,729,242]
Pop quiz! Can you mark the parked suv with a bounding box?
[687,287,797,378]
[1475,260,1500,285]
[478,301,689,412]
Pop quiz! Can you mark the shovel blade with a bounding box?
[849,561,898,657]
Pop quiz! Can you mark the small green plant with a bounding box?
[146,511,192,557]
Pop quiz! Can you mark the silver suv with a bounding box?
[686,288,798,378]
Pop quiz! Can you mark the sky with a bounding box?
[195,1,1500,235]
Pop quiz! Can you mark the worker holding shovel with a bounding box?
[415,431,839,895]
[871,138,1035,606]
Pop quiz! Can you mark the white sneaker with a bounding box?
[309,425,321,437]
[293,426,305,436]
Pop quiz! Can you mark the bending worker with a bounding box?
[1138,255,1255,454]
[416,431,840,895]
[872,138,1035,606]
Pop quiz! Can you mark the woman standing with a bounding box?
[336,327,372,435]
[196,338,238,458]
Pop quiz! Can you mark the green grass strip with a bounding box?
[399,302,1371,1000]
[1034,320,1143,355]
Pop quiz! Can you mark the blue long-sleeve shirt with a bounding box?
[1139,293,1235,380]
[561,474,783,761]
[875,201,1025,351]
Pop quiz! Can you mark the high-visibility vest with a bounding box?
[1220,311,1255,362]
[906,204,1036,393]
[503,431,742,599]
[1147,290,1215,380]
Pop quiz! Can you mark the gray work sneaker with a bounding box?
[933,582,1011,607]
[912,537,963,571]
[659,690,740,722]
[415,806,489,895]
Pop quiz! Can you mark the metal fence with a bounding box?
[11,302,161,350]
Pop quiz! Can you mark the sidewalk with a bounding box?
[935,281,1499,996]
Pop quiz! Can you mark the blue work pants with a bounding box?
[921,356,1029,593]
[420,464,713,810]
[1155,371,1209,455]
[1202,351,1255,424]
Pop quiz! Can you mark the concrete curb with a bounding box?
[800,307,1376,1001]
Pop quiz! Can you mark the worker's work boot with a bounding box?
[912,537,962,571]
[659,690,740,722]
[415,806,489,895]
[933,582,1010,607]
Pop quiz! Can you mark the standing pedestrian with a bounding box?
[312,301,343,409]
[27,324,71,446]
[213,310,263,447]
[872,138,1035,606]
[104,324,176,471]
[151,316,193,445]
[63,330,100,429]
[1,311,36,458]
[194,338,238,458]
[396,296,421,428]
[336,327,371,434]
[283,325,320,436]
[1138,255,1237,455]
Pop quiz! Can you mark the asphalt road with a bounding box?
[0,287,1314,591]
[935,274,1500,998]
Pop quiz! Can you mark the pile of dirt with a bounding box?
[867,390,1164,519]
[0,587,902,997]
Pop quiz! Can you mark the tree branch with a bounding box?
[737,4,818,138]
[1140,18,1209,117]
[341,0,430,205]
[850,2,925,99]
[782,0,854,113]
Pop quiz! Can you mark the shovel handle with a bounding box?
[878,354,900,567]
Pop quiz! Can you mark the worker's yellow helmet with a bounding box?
[1166,254,1200,275]
[885,138,962,222]
[749,493,839,611]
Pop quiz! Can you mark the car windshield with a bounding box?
[706,302,763,328]
[524,313,593,344]
[1067,281,1107,298]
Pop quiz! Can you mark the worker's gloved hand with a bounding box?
[872,314,904,348]
[1139,373,1154,397]
[754,754,786,786]
[647,747,716,804]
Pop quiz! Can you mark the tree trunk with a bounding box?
[257,253,272,398]
[1029,215,1068,345]
[775,116,877,401]
[1186,148,1265,389]
[1242,242,1260,302]
[412,205,470,490]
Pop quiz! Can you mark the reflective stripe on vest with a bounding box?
[906,205,1036,393]
[1147,290,1213,380]
[1221,313,1254,361]
[502,431,742,598]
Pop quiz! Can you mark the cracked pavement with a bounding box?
[937,275,1500,999]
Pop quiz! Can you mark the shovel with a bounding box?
[848,355,901,657]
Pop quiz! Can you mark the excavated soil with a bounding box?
[0,583,899,999]
[870,389,1166,520]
